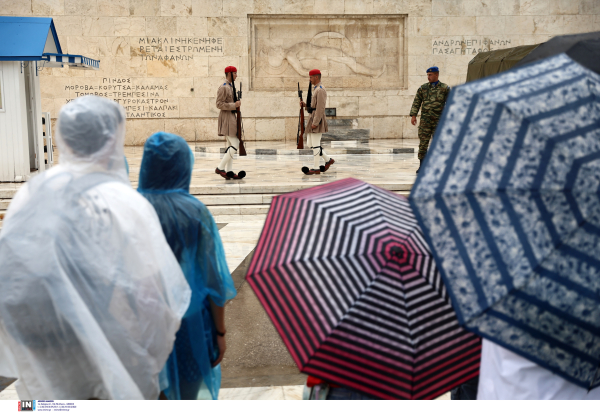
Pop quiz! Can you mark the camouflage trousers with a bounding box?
[418,117,440,160]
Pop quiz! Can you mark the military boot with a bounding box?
[416,159,422,174]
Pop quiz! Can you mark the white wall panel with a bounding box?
[0,61,30,182]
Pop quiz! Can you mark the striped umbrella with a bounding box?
[246,178,481,399]
[410,54,600,389]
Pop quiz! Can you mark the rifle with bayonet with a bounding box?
[297,82,305,149]
[232,80,246,156]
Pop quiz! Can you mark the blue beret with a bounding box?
[426,66,439,73]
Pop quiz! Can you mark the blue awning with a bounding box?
[0,16,99,70]
[42,53,100,70]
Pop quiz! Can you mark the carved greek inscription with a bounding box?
[134,37,223,60]
[432,38,513,55]
[65,78,178,118]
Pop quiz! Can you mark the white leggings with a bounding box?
[217,135,239,172]
[306,133,330,169]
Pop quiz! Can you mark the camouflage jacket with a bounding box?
[409,81,451,120]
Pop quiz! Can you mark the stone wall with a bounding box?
[3,0,600,144]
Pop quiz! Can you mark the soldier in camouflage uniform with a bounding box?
[410,66,450,173]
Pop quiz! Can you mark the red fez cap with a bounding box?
[224,66,237,73]
[309,69,321,76]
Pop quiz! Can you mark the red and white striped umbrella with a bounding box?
[246,178,481,399]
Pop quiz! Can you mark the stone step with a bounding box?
[207,204,271,216]
[0,181,413,219]
[0,183,413,202]
[322,129,370,141]
[195,194,274,206]
[194,144,412,155]
[305,118,356,129]
[187,182,413,196]
[328,119,355,127]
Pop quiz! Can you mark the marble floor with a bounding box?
[0,138,420,195]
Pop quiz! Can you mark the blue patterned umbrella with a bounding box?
[410,54,600,390]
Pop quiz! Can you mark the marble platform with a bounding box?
[196,137,415,155]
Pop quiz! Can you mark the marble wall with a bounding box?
[3,0,600,143]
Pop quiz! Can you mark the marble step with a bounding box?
[195,145,412,155]
[197,190,410,206]
[195,194,274,206]
[304,118,356,129]
[322,129,370,141]
[0,183,414,203]
[207,204,271,216]
[187,182,413,196]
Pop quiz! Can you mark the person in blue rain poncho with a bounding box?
[138,132,237,400]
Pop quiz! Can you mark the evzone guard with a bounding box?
[300,69,335,175]
[215,65,246,180]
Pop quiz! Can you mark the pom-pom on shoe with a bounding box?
[232,170,246,179]
[319,165,326,173]
[302,166,310,175]
[226,171,235,179]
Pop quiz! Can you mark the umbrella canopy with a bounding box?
[246,178,481,399]
[515,31,600,75]
[410,54,600,390]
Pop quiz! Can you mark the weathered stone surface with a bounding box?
[316,0,344,14]
[476,16,506,35]
[147,58,178,77]
[447,17,477,35]
[208,17,246,37]
[345,0,373,14]
[374,116,403,139]
[161,0,193,16]
[133,119,165,145]
[52,16,84,36]
[129,0,160,16]
[192,0,223,17]
[177,16,208,36]
[115,56,146,76]
[164,118,195,140]
[32,0,64,15]
[195,118,220,141]
[65,0,97,15]
[145,17,178,36]
[520,0,550,15]
[83,17,115,37]
[241,117,257,141]
[163,77,195,97]
[222,0,255,16]
[432,0,464,17]
[98,0,130,16]
[256,118,285,140]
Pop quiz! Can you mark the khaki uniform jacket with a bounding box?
[216,79,237,137]
[306,83,328,134]
[409,81,451,121]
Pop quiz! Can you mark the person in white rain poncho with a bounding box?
[0,96,191,400]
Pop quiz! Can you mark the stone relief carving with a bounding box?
[249,15,406,91]
[262,32,387,78]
